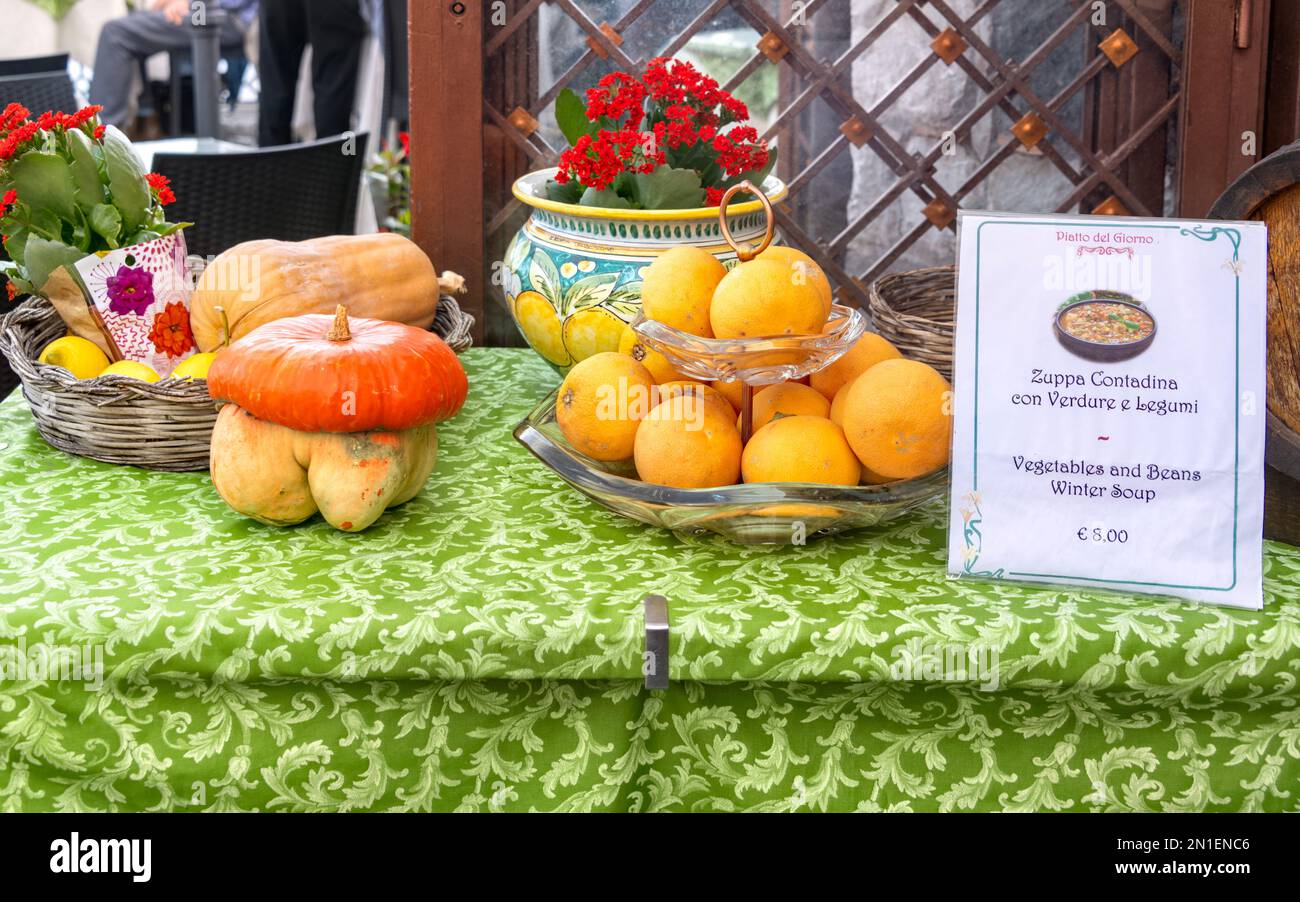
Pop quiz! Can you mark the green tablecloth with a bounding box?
[1,348,1298,811]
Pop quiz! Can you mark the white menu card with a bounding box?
[947,211,1268,609]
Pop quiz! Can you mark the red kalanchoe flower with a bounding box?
[398,131,410,156]
[712,126,769,177]
[705,187,726,207]
[0,189,17,216]
[5,281,16,302]
[1,103,30,131]
[149,302,195,357]
[720,94,749,123]
[72,105,103,127]
[145,172,176,206]
[0,121,40,160]
[586,72,647,129]
[93,124,106,140]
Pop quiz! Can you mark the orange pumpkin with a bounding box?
[207,306,468,531]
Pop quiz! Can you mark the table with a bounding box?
[1,349,1299,811]
[131,137,250,172]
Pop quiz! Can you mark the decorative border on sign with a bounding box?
[957,490,1005,579]
[969,219,1243,592]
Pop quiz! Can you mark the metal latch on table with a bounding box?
[643,595,669,690]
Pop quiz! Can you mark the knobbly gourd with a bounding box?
[190,233,466,352]
[206,306,468,531]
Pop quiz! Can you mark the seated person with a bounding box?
[89,0,258,132]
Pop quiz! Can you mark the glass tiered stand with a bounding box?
[515,182,946,544]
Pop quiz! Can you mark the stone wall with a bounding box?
[846,0,1090,277]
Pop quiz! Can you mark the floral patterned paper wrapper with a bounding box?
[62,232,197,378]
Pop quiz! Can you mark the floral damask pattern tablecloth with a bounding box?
[1,349,1298,811]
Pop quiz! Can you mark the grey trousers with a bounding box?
[89,11,247,128]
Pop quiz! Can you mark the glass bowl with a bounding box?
[514,388,948,545]
[632,304,867,386]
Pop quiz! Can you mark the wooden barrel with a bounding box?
[1210,140,1300,546]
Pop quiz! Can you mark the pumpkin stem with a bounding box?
[214,305,232,348]
[328,305,352,342]
[438,271,468,296]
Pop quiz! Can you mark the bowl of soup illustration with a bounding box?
[1053,292,1156,362]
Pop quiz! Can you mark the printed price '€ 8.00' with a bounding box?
[1077,526,1130,544]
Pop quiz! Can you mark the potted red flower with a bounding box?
[0,103,196,377]
[506,58,786,371]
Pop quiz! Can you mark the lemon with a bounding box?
[562,307,626,363]
[513,290,571,367]
[171,352,218,381]
[99,360,161,383]
[37,336,110,380]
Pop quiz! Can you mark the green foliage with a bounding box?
[544,178,583,205]
[22,235,86,293]
[628,167,704,210]
[88,204,123,248]
[555,88,594,147]
[579,187,632,209]
[100,125,150,233]
[9,152,78,222]
[0,111,183,296]
[65,128,106,211]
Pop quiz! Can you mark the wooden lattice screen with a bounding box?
[416,0,1197,345]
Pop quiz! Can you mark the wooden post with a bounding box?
[409,1,485,344]
[1177,0,1272,218]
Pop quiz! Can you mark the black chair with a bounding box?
[0,54,69,78]
[150,133,369,258]
[0,71,78,116]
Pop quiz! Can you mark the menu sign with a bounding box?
[947,211,1267,609]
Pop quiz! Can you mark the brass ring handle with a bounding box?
[718,180,775,262]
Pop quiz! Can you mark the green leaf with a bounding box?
[151,221,191,240]
[563,271,620,312]
[528,249,561,303]
[3,228,30,267]
[88,204,123,248]
[579,187,633,209]
[8,152,78,222]
[65,129,106,211]
[556,88,593,147]
[544,178,583,205]
[23,235,86,292]
[628,166,705,211]
[123,229,161,247]
[101,125,151,233]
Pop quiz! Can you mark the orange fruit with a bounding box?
[859,463,894,485]
[810,330,901,401]
[841,359,953,480]
[829,382,850,427]
[710,379,779,413]
[756,245,833,318]
[747,382,830,431]
[653,380,733,420]
[618,324,684,384]
[709,258,827,339]
[741,416,860,486]
[556,352,655,461]
[634,395,742,488]
[641,246,725,338]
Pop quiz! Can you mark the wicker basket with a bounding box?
[867,265,955,378]
[0,295,476,473]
